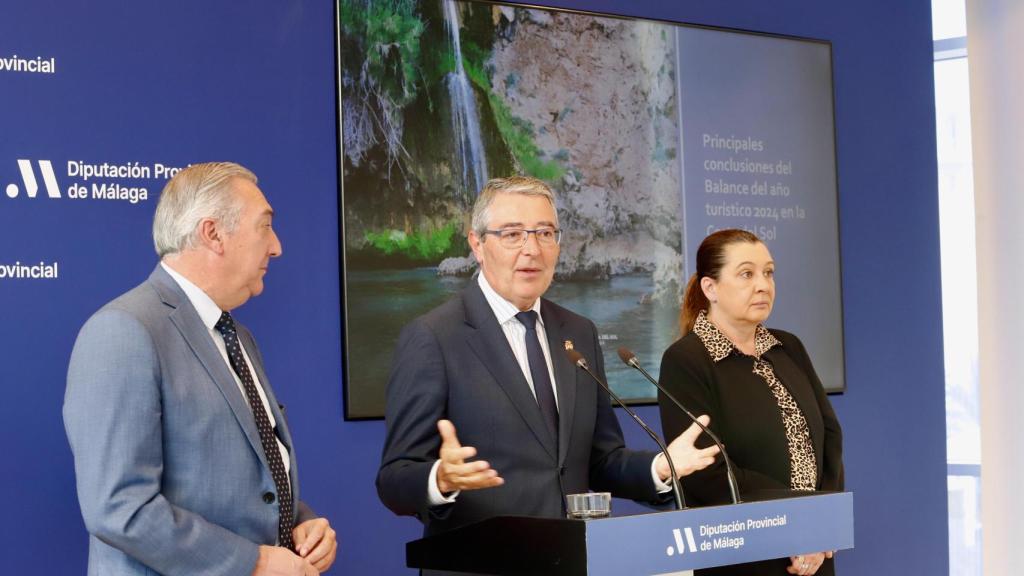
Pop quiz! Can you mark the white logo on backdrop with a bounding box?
[6,160,60,199]
[4,159,187,205]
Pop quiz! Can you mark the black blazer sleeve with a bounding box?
[376,318,450,521]
[583,319,663,502]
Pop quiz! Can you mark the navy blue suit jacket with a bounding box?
[377,281,660,537]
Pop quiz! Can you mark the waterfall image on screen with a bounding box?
[337,0,843,418]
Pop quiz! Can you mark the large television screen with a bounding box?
[337,0,844,419]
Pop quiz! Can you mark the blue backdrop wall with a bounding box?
[0,0,946,574]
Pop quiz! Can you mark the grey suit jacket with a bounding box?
[64,265,315,576]
[377,281,661,540]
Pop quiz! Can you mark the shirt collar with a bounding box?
[477,272,543,327]
[161,261,224,331]
[693,310,780,362]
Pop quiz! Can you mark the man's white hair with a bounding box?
[470,176,557,236]
[152,162,257,257]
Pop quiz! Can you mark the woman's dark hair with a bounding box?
[680,229,762,334]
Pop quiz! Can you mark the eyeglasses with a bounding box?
[481,227,562,249]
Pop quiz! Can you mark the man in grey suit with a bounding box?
[64,162,337,576]
[377,176,719,552]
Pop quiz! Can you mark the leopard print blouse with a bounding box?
[693,311,818,491]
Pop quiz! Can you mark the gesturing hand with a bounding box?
[435,419,504,494]
[657,415,721,480]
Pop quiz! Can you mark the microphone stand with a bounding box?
[618,347,741,504]
[564,349,686,510]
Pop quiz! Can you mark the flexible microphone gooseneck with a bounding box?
[564,348,686,510]
[617,347,742,504]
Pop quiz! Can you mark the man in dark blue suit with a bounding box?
[377,176,718,546]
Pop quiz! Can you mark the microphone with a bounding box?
[564,348,686,510]
[617,347,741,504]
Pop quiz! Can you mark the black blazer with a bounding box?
[377,282,660,540]
[659,328,843,576]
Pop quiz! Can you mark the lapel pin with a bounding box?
[563,340,574,351]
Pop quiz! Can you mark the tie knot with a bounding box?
[515,310,538,331]
[214,311,236,337]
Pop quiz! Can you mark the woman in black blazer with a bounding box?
[658,229,843,576]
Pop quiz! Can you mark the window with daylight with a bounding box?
[932,0,981,574]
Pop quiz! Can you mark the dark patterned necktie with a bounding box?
[515,310,559,443]
[215,311,294,549]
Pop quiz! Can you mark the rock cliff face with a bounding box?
[488,8,684,300]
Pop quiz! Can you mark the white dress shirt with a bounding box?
[161,262,291,478]
[476,272,559,407]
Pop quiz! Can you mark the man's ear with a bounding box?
[196,218,225,254]
[468,230,484,265]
